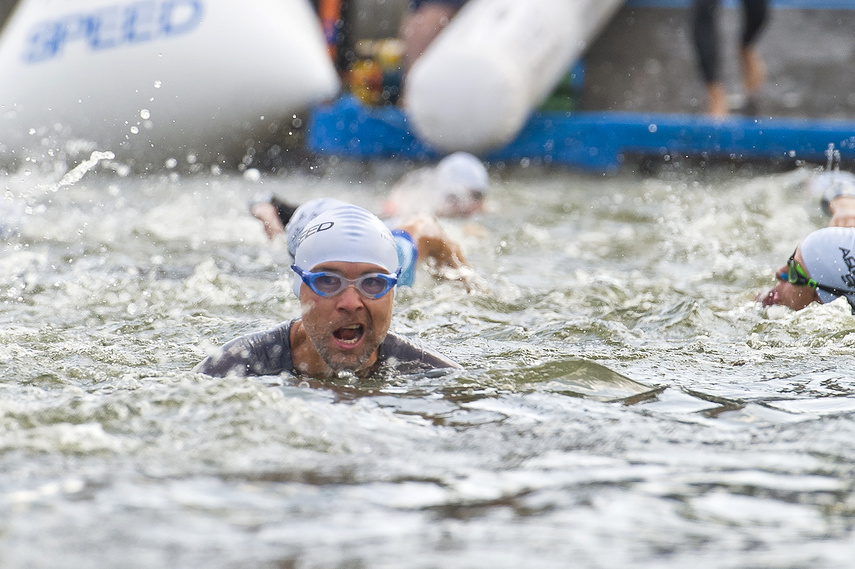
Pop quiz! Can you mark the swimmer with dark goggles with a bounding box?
[779,253,854,298]
[757,227,855,313]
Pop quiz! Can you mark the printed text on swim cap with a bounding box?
[840,247,855,288]
[297,221,334,247]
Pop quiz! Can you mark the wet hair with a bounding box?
[272,196,299,228]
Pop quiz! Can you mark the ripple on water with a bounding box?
[1,165,855,568]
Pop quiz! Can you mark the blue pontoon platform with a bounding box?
[307,95,855,171]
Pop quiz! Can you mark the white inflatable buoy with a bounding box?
[0,0,340,166]
[404,0,623,153]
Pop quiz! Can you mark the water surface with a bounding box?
[2,157,853,568]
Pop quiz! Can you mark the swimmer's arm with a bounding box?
[250,196,287,240]
[820,179,855,227]
[396,214,468,270]
[397,214,487,292]
[827,196,855,228]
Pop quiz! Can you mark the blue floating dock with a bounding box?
[307,95,855,171]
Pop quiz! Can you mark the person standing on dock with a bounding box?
[692,0,768,117]
[399,0,468,73]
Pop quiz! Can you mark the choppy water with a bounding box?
[2,155,854,569]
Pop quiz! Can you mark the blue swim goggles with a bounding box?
[291,265,400,299]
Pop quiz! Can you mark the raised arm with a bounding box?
[827,196,855,228]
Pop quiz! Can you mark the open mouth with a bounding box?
[758,288,778,307]
[333,324,365,346]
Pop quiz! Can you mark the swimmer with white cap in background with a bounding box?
[807,145,855,229]
[195,204,460,379]
[381,151,490,219]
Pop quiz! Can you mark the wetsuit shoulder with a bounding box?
[378,331,461,373]
[194,320,294,377]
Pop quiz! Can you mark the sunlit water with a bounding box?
[2,155,854,569]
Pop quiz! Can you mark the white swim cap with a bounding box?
[810,170,855,217]
[292,204,399,296]
[798,227,855,308]
[436,152,489,196]
[285,197,348,260]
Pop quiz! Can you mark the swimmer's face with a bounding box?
[755,247,820,311]
[436,189,485,218]
[299,261,394,374]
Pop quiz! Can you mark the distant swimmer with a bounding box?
[381,151,490,219]
[756,227,855,313]
[806,146,855,229]
[195,204,461,379]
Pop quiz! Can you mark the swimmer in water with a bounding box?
[251,196,478,289]
[252,151,489,238]
[251,153,489,289]
[195,204,461,379]
[381,151,490,219]
[757,151,855,311]
[807,146,855,229]
[756,227,855,313]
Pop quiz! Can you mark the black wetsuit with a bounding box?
[194,319,460,378]
[692,0,768,84]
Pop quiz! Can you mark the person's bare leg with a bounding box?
[398,4,458,73]
[741,45,765,98]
